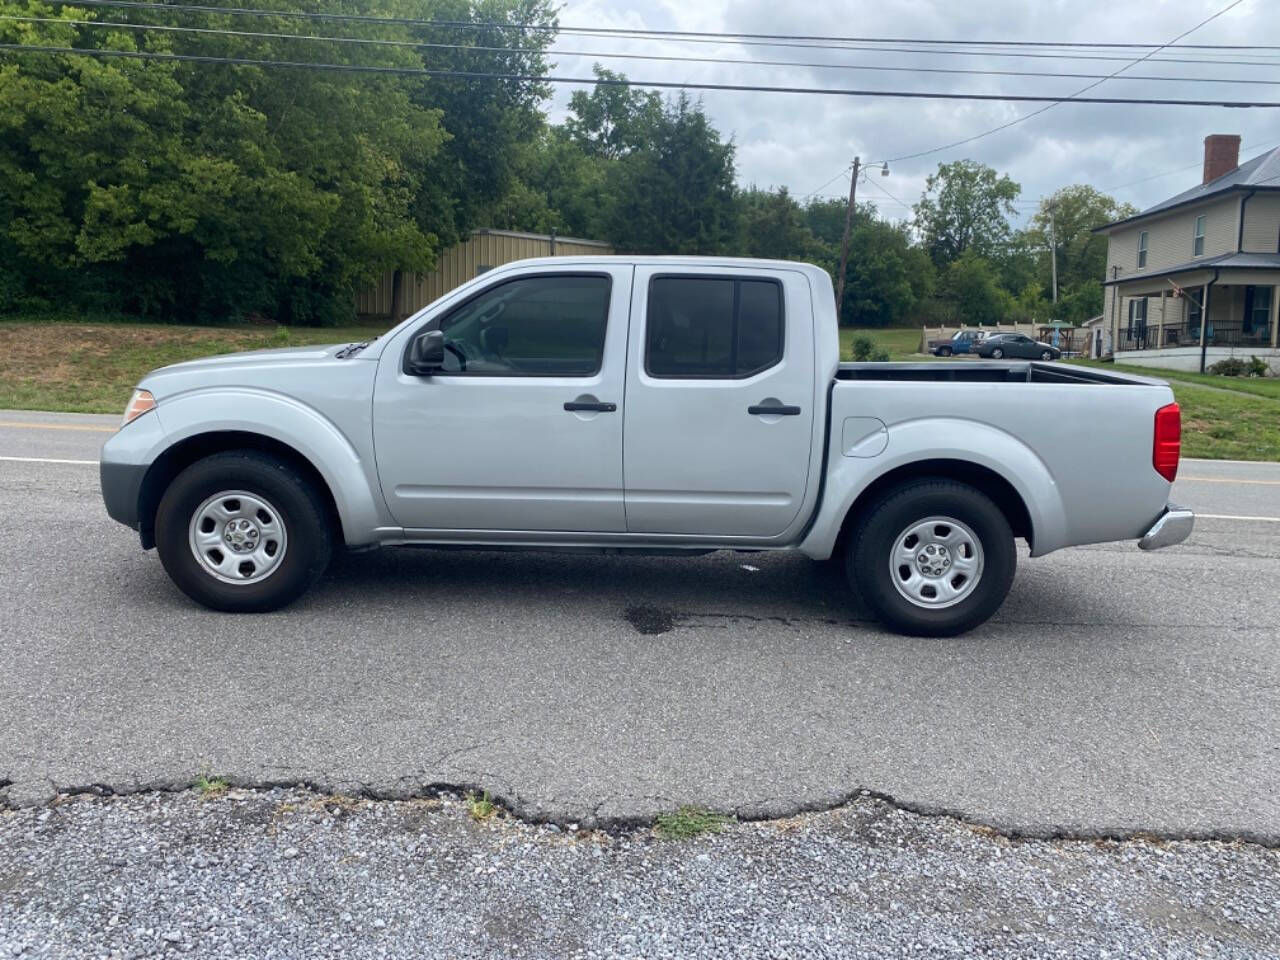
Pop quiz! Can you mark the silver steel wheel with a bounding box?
[888,515,984,610]
[188,490,288,585]
[991,348,1004,359]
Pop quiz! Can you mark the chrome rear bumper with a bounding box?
[1138,503,1195,551]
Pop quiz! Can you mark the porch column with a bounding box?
[1159,290,1167,348]
[1199,284,1211,373]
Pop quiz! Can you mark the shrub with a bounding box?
[1207,357,1248,377]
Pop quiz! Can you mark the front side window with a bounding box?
[1137,231,1148,268]
[1193,215,1206,257]
[646,276,784,378]
[434,274,611,376]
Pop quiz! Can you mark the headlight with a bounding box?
[122,388,157,427]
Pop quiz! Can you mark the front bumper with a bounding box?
[1138,503,1194,551]
[100,459,147,530]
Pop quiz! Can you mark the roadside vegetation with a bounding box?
[654,806,733,840]
[0,321,386,413]
[466,791,497,823]
[194,773,229,797]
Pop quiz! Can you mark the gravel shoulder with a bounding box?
[2,788,1278,960]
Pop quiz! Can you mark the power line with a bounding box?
[881,0,1248,165]
[801,165,852,201]
[7,42,1280,107]
[11,16,1280,87]
[1103,137,1280,192]
[50,1,1280,51]
[43,1,1280,67]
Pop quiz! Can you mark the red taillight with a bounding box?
[1153,402,1181,482]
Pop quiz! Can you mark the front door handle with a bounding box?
[748,403,801,416]
[564,400,617,412]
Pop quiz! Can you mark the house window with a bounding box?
[1126,298,1148,341]
[1137,231,1148,269]
[1243,285,1273,335]
[1193,215,1206,257]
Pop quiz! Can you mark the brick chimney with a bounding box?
[1203,134,1241,184]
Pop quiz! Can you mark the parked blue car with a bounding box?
[928,330,988,356]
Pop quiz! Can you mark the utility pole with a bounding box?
[1048,207,1058,304]
[835,156,861,315]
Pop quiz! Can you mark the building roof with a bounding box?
[1102,250,1280,285]
[1095,145,1280,233]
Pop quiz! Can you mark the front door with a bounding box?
[373,266,633,532]
[622,267,817,538]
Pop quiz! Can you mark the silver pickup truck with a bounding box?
[100,257,1192,636]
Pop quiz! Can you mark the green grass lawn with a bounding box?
[838,327,926,361]
[0,321,390,413]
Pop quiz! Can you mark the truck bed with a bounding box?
[836,361,1163,386]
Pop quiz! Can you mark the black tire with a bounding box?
[938,346,952,357]
[1040,350,1053,361]
[155,451,334,612]
[846,479,1016,637]
[990,347,1004,360]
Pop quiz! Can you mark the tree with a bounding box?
[937,250,1010,326]
[563,65,662,160]
[1024,185,1137,322]
[738,188,817,261]
[838,219,935,326]
[605,91,738,255]
[914,161,1021,267]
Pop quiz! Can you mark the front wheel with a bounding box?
[1040,350,1053,361]
[990,347,1004,360]
[846,479,1016,636]
[155,451,334,612]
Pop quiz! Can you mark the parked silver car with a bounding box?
[975,333,1062,361]
[101,258,1190,636]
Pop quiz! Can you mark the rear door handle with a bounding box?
[748,404,801,416]
[564,400,617,412]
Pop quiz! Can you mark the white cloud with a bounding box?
[550,0,1278,224]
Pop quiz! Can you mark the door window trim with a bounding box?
[643,273,786,380]
[400,271,614,378]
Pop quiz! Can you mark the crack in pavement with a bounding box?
[4,774,1279,849]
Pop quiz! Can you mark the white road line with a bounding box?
[1180,476,1280,486]
[0,420,115,433]
[1198,513,1280,523]
[0,455,97,466]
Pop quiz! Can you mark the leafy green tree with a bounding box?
[738,187,818,261]
[1024,185,1137,322]
[838,218,934,326]
[563,65,662,160]
[937,250,1010,326]
[605,91,738,255]
[914,160,1021,267]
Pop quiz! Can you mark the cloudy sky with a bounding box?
[543,0,1278,226]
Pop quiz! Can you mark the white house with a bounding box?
[1094,135,1280,372]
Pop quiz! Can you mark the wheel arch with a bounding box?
[828,458,1035,563]
[138,432,342,549]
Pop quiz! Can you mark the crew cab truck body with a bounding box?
[928,329,986,356]
[100,257,1192,636]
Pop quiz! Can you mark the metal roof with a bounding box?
[1102,250,1280,285]
[1095,145,1280,232]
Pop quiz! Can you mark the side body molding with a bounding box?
[143,388,389,545]
[798,417,1069,560]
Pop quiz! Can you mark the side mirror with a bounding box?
[408,330,445,374]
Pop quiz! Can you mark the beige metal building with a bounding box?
[355,228,614,321]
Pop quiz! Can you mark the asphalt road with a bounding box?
[1,411,1278,841]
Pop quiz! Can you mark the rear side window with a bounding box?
[646,276,784,378]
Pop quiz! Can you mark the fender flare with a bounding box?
[799,417,1069,560]
[145,388,387,544]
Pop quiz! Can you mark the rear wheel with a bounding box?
[846,479,1016,636]
[938,346,952,357]
[990,347,1005,360]
[155,451,333,612]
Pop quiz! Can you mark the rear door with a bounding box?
[372,265,633,532]
[622,267,816,538]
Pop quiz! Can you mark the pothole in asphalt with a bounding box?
[624,605,676,635]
